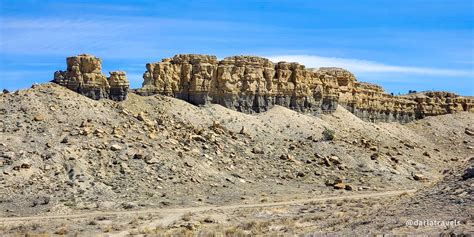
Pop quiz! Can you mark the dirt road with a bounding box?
[0,189,415,223]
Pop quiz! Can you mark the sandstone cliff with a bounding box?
[139,54,339,114]
[138,54,473,123]
[333,72,473,122]
[54,54,129,101]
[333,72,418,123]
[108,71,129,101]
[402,91,474,118]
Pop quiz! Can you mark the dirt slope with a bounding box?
[0,83,473,235]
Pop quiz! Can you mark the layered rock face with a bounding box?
[335,73,474,122]
[139,54,339,113]
[338,82,419,123]
[108,71,129,101]
[402,91,474,118]
[332,70,418,123]
[54,54,129,101]
[138,54,473,123]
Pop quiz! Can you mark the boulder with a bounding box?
[344,184,354,191]
[33,114,45,121]
[328,155,341,165]
[252,147,265,154]
[110,144,123,151]
[462,167,473,180]
[413,173,426,181]
[334,183,346,189]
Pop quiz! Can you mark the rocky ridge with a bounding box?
[53,54,129,101]
[138,54,339,114]
[138,54,474,123]
[402,91,474,118]
[51,54,473,123]
[336,79,474,123]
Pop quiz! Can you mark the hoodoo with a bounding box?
[53,54,130,101]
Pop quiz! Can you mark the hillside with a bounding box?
[0,83,472,235]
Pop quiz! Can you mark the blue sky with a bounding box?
[1,0,473,95]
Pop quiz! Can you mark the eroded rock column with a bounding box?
[54,54,129,101]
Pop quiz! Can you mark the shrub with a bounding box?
[322,128,335,141]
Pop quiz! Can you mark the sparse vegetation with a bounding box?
[182,212,193,221]
[322,127,336,141]
[1,83,472,235]
[54,225,68,235]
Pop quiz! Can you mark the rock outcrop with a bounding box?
[54,54,129,101]
[108,71,129,101]
[139,54,339,114]
[402,91,474,118]
[334,72,474,122]
[136,54,473,123]
[332,70,419,123]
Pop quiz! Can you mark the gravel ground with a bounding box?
[0,83,472,235]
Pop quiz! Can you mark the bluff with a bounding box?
[138,54,339,114]
[402,91,474,118]
[333,72,474,122]
[137,54,474,123]
[51,54,473,123]
[53,54,129,101]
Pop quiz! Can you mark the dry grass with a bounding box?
[101,224,122,233]
[239,220,271,233]
[301,213,325,222]
[53,225,68,235]
[182,212,193,221]
[102,225,113,233]
[223,226,250,236]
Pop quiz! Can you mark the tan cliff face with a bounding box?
[52,54,472,123]
[108,71,129,101]
[333,73,474,122]
[137,54,473,123]
[337,80,419,123]
[53,54,130,101]
[138,54,339,113]
[402,91,474,118]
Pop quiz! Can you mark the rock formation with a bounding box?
[334,73,474,122]
[332,70,418,123]
[108,71,129,101]
[52,53,471,123]
[54,54,129,101]
[139,54,339,114]
[403,91,474,118]
[138,54,474,123]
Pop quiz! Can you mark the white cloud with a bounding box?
[51,3,144,12]
[0,16,246,58]
[266,55,473,77]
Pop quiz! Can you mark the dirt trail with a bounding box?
[0,189,415,224]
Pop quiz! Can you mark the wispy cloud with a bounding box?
[51,3,145,12]
[0,16,256,58]
[266,55,473,77]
